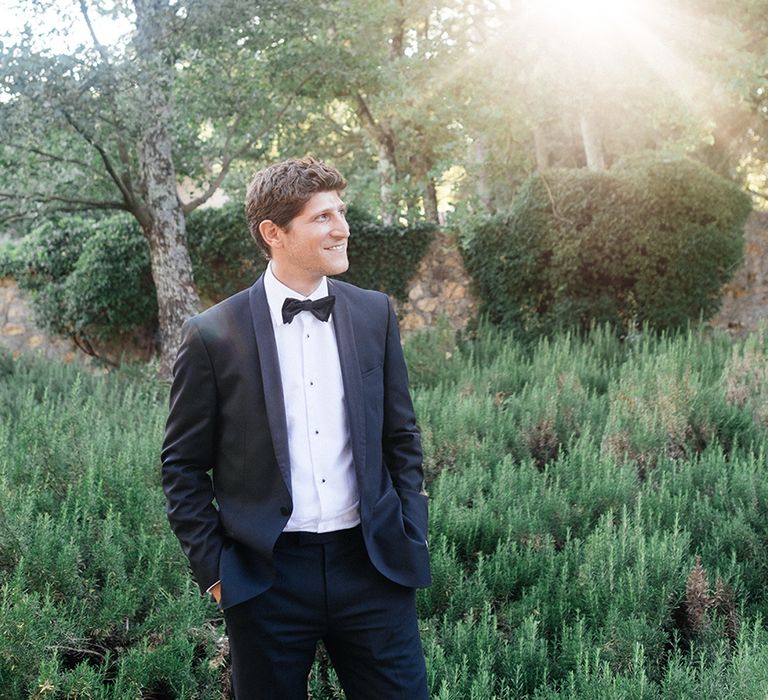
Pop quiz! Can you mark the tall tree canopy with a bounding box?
[1,0,766,369]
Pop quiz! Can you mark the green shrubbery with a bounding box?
[184,204,263,305]
[462,156,751,336]
[2,323,768,697]
[337,206,435,301]
[3,204,434,351]
[5,215,157,345]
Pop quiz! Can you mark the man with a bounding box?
[161,157,431,699]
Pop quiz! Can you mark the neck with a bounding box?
[270,262,323,297]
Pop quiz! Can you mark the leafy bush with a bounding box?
[338,206,436,301]
[185,203,263,304]
[10,216,101,337]
[0,240,21,278]
[9,215,156,344]
[462,156,751,336]
[65,216,157,340]
[5,204,434,352]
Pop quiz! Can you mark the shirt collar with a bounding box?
[264,262,329,327]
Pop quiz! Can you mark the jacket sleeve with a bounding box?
[161,319,225,593]
[381,296,429,540]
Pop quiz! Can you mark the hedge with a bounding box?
[462,155,751,336]
[4,203,434,349]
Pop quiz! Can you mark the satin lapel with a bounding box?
[249,276,292,496]
[328,280,366,485]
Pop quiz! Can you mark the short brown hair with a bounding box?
[245,157,347,258]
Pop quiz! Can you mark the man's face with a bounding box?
[270,190,350,293]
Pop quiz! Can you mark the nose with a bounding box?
[333,214,350,237]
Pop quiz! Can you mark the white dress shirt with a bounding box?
[263,262,360,532]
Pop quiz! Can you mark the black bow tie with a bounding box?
[281,295,336,324]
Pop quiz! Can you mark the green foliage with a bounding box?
[184,202,434,304]
[463,156,751,337]
[5,204,433,351]
[185,203,263,304]
[0,240,22,279]
[65,217,157,340]
[3,323,768,696]
[0,358,221,698]
[410,321,768,698]
[9,215,156,343]
[339,206,436,301]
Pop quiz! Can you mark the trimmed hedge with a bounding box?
[185,204,262,305]
[462,156,751,335]
[5,203,434,348]
[8,215,156,343]
[338,206,435,302]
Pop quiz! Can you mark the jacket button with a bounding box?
[280,506,289,516]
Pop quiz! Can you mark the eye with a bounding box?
[316,213,329,222]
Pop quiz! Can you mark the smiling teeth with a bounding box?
[327,245,345,250]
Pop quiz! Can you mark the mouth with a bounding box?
[325,244,347,252]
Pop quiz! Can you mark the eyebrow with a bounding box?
[312,204,347,217]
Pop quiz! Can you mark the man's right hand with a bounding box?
[210,581,222,604]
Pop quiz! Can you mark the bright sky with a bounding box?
[0,1,132,54]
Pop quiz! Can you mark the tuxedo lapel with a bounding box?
[328,279,366,486]
[249,276,292,496]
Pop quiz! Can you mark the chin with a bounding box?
[329,259,349,276]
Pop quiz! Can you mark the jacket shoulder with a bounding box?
[183,287,252,344]
[330,278,390,309]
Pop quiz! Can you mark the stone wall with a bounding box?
[0,277,154,365]
[0,277,79,362]
[710,210,768,334]
[397,231,478,334]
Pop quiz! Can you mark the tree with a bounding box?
[0,0,306,375]
[263,0,472,225]
[449,0,762,213]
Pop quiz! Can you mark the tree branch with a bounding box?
[78,0,139,209]
[0,190,126,210]
[60,109,137,211]
[354,92,385,142]
[71,333,119,367]
[0,210,32,228]
[0,140,102,175]
[78,0,112,65]
[390,1,405,60]
[747,187,768,202]
[353,91,396,167]
[182,73,317,214]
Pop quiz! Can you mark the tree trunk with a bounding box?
[579,109,606,171]
[471,137,494,213]
[423,177,439,224]
[135,0,201,378]
[532,124,550,171]
[378,137,397,225]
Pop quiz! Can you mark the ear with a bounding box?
[258,220,284,251]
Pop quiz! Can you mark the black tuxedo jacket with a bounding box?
[161,275,431,609]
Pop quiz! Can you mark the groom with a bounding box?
[161,157,431,698]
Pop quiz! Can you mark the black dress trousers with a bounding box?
[223,526,429,700]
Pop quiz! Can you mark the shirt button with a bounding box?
[315,430,319,435]
[321,478,326,483]
[280,506,289,516]
[310,381,314,386]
